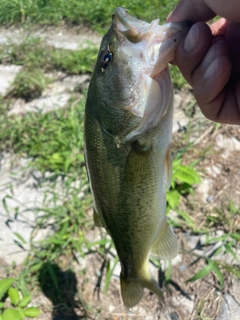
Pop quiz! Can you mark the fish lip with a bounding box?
[113,7,150,42]
[112,7,193,79]
[113,8,192,47]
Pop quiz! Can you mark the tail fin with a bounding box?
[120,275,144,308]
[120,273,164,308]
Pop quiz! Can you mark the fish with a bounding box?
[84,7,190,308]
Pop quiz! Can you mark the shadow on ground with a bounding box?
[38,262,87,320]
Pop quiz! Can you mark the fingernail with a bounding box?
[166,1,182,22]
[204,59,218,80]
[166,11,173,22]
[184,24,199,52]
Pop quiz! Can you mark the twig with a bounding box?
[193,124,214,146]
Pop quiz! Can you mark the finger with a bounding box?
[191,41,234,122]
[193,41,230,102]
[205,0,240,23]
[215,83,240,124]
[222,21,240,77]
[167,0,240,23]
[194,55,231,108]
[166,0,215,23]
[173,22,212,85]
[196,80,240,125]
[210,19,240,77]
[210,18,227,37]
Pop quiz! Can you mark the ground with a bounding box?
[0,24,239,320]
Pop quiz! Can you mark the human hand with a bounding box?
[167,0,240,125]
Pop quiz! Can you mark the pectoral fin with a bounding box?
[151,218,179,259]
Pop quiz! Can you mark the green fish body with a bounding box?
[84,7,190,308]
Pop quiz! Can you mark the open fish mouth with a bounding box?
[101,7,192,145]
[113,7,154,43]
[113,7,192,78]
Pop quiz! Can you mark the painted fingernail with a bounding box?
[204,59,218,80]
[184,24,199,52]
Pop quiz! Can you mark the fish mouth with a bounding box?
[113,7,151,43]
[112,7,191,77]
[113,7,191,44]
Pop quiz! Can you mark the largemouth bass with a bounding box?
[84,7,190,308]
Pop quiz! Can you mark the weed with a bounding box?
[0,47,4,62]
[167,157,201,211]
[0,0,178,32]
[1,37,52,69]
[0,1,239,318]
[52,44,98,74]
[195,298,214,320]
[170,64,188,89]
[0,278,40,320]
[0,94,94,276]
[0,97,86,173]
[205,199,240,233]
[7,69,52,100]
[183,200,240,291]
[187,258,224,288]
[1,37,98,75]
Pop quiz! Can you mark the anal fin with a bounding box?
[151,218,179,259]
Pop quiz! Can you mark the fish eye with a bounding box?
[99,50,113,69]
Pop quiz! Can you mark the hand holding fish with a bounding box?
[167,0,240,125]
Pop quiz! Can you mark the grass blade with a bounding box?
[187,260,214,283]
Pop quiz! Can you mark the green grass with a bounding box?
[2,87,239,315]
[0,278,40,320]
[0,37,98,98]
[7,69,52,100]
[0,94,98,314]
[0,0,178,32]
[0,6,188,89]
[170,64,190,89]
[0,37,98,74]
[52,45,98,74]
[0,96,86,174]
[0,0,239,317]
[1,37,54,70]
